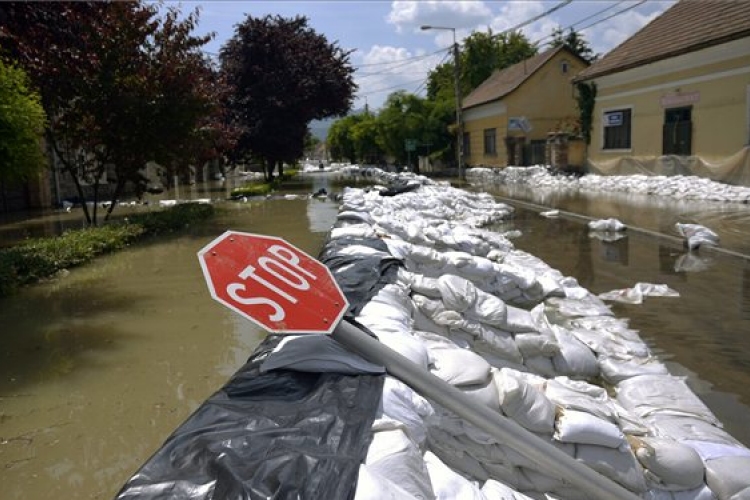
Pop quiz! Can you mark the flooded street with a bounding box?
[2,174,750,498]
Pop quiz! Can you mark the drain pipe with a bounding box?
[333,319,642,500]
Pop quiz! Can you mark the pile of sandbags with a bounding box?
[328,169,750,500]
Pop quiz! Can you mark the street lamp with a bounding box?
[421,25,463,181]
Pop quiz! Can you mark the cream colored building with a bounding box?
[574,0,750,185]
[461,46,589,168]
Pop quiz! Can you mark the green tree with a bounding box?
[328,115,360,163]
[375,91,431,170]
[0,59,46,184]
[549,27,597,63]
[220,15,357,180]
[0,2,225,224]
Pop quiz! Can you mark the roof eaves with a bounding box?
[575,29,750,83]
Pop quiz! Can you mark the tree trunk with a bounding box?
[277,160,284,179]
[265,158,275,182]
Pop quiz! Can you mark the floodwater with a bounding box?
[1,173,749,499]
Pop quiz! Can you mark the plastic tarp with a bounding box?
[115,334,385,500]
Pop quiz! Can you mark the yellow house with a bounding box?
[461,45,589,168]
[574,0,750,185]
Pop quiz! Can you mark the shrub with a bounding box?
[0,202,215,297]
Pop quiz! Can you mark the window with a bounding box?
[663,107,692,155]
[483,128,497,156]
[603,108,632,150]
[462,132,470,157]
[560,59,569,74]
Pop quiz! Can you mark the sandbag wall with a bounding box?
[327,169,750,500]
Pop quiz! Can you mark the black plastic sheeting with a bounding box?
[116,334,384,500]
[318,236,403,317]
[115,234,405,500]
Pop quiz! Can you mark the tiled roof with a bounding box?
[462,46,574,110]
[575,0,750,81]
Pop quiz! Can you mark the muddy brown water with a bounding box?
[1,174,750,499]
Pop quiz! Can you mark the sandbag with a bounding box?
[551,326,599,379]
[576,443,648,493]
[494,368,556,434]
[704,456,750,500]
[429,346,492,387]
[629,436,705,490]
[423,451,485,500]
[354,464,419,500]
[617,375,721,425]
[380,377,435,447]
[554,408,626,449]
[366,428,435,500]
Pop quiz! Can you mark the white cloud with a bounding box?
[387,0,492,33]
[583,8,664,55]
[354,44,446,110]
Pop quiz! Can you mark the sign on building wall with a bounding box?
[604,111,623,127]
[660,91,700,108]
[508,116,532,133]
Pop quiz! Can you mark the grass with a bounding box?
[0,202,214,297]
[229,168,301,198]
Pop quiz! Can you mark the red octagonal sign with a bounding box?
[197,231,349,334]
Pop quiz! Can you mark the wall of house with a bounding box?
[463,101,508,167]
[462,48,587,168]
[504,51,588,145]
[588,37,750,169]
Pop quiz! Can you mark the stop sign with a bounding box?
[197,231,349,334]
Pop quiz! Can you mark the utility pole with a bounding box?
[421,25,463,181]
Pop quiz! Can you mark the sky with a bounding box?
[170,0,677,111]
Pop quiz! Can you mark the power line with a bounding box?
[575,0,647,33]
[413,50,452,96]
[533,0,628,46]
[490,0,574,41]
[355,47,447,68]
[357,77,428,98]
[356,48,449,79]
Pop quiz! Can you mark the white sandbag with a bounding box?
[704,456,750,500]
[409,274,443,299]
[457,320,524,364]
[494,368,556,434]
[424,451,485,500]
[546,296,613,319]
[576,444,648,493]
[554,409,625,449]
[429,346,492,386]
[437,274,478,312]
[650,416,742,446]
[467,289,509,327]
[551,326,599,379]
[599,356,669,384]
[589,218,626,231]
[366,428,435,500]
[330,225,377,240]
[380,377,435,447]
[354,464,419,500]
[617,375,721,425]
[569,327,650,359]
[412,295,464,329]
[482,479,536,500]
[376,330,430,369]
[676,223,719,250]
[504,306,538,333]
[643,484,716,500]
[523,355,558,378]
[458,376,501,411]
[629,436,705,490]
[514,332,559,358]
[546,377,616,421]
[599,283,679,304]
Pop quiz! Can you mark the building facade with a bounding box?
[574,0,750,185]
[461,46,589,168]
